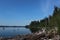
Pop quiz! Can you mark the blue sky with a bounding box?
[0,0,60,26]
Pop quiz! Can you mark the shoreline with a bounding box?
[0,34,60,40]
[0,29,60,40]
[0,27,60,40]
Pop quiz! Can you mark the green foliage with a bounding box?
[29,6,60,33]
[29,21,40,32]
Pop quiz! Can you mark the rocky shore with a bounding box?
[0,28,60,40]
[0,33,60,40]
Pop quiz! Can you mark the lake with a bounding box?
[0,27,31,38]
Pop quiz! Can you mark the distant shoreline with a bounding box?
[0,26,25,27]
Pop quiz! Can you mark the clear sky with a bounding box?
[0,0,60,26]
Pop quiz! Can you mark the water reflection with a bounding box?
[0,27,31,37]
[3,27,5,30]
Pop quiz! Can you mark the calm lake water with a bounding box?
[0,27,31,38]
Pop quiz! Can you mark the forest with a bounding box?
[28,6,60,34]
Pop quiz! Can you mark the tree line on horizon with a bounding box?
[27,6,60,34]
